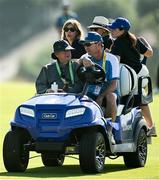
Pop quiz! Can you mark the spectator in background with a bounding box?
[88,16,113,51]
[55,0,78,36]
[108,17,156,136]
[61,19,86,59]
[36,40,83,94]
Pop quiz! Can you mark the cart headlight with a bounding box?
[65,107,85,118]
[20,107,35,117]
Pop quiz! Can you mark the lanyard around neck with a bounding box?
[102,51,106,72]
[55,61,74,85]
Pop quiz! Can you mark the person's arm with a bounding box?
[78,54,94,67]
[36,66,49,94]
[138,37,153,57]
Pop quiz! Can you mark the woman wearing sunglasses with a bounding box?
[61,19,86,59]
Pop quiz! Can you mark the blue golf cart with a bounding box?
[3,64,154,173]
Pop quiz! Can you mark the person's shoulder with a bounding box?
[106,52,119,67]
[107,52,118,61]
[72,39,81,46]
[113,37,127,50]
[56,15,62,23]
[115,36,127,44]
[43,60,56,68]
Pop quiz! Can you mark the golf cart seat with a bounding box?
[118,64,137,97]
[134,64,153,105]
[117,64,153,115]
[117,64,137,115]
[137,64,149,88]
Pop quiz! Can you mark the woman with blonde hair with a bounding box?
[61,19,86,59]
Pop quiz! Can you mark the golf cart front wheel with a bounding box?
[79,131,106,173]
[123,128,147,167]
[41,153,65,167]
[3,130,29,172]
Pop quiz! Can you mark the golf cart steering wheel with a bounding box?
[77,63,105,85]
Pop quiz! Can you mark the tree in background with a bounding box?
[0,0,59,57]
[137,0,159,20]
[136,0,159,87]
[75,0,136,28]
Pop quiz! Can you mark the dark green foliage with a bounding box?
[75,0,135,27]
[136,0,159,16]
[0,0,59,56]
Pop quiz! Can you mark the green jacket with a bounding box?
[36,60,84,94]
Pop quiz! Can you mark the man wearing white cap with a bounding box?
[88,16,113,51]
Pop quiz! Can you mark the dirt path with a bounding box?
[0,26,58,82]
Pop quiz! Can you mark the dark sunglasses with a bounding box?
[84,42,97,47]
[64,27,76,32]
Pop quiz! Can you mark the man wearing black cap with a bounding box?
[36,40,83,94]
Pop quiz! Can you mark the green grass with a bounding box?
[0,81,159,179]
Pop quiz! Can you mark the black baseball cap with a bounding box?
[51,40,74,59]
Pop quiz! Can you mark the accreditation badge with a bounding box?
[94,85,102,95]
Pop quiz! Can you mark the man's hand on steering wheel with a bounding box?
[79,56,94,67]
